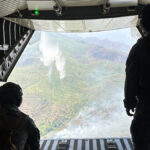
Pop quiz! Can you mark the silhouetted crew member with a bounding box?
[124,4,150,150]
[0,82,40,150]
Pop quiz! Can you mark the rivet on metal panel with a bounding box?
[2,61,6,71]
[8,55,12,62]
[13,49,17,54]
[7,62,10,67]
[1,71,4,77]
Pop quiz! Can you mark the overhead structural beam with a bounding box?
[7,5,139,20]
[0,18,34,81]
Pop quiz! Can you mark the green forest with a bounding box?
[8,32,129,138]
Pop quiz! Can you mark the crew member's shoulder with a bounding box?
[19,111,35,126]
[131,37,146,53]
[136,36,150,46]
[136,37,145,46]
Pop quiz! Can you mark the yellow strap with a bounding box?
[9,135,17,150]
[11,144,17,150]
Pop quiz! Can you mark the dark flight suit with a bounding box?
[0,105,40,150]
[125,35,150,150]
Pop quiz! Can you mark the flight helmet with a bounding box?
[140,4,150,33]
[0,82,23,107]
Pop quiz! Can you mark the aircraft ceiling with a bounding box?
[0,0,150,32]
[6,16,137,32]
[0,0,149,17]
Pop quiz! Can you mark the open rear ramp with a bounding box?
[40,138,133,150]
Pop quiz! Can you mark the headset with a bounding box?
[136,17,149,38]
[136,5,150,38]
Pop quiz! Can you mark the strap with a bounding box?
[8,135,17,150]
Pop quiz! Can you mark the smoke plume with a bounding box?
[39,32,65,79]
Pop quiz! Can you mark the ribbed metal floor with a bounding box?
[40,138,133,150]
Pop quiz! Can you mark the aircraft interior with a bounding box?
[0,0,150,150]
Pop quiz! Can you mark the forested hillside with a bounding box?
[8,31,135,138]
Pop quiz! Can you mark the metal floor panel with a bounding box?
[40,138,133,150]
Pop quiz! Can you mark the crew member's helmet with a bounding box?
[0,82,23,107]
[140,4,150,33]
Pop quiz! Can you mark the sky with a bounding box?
[61,28,139,46]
